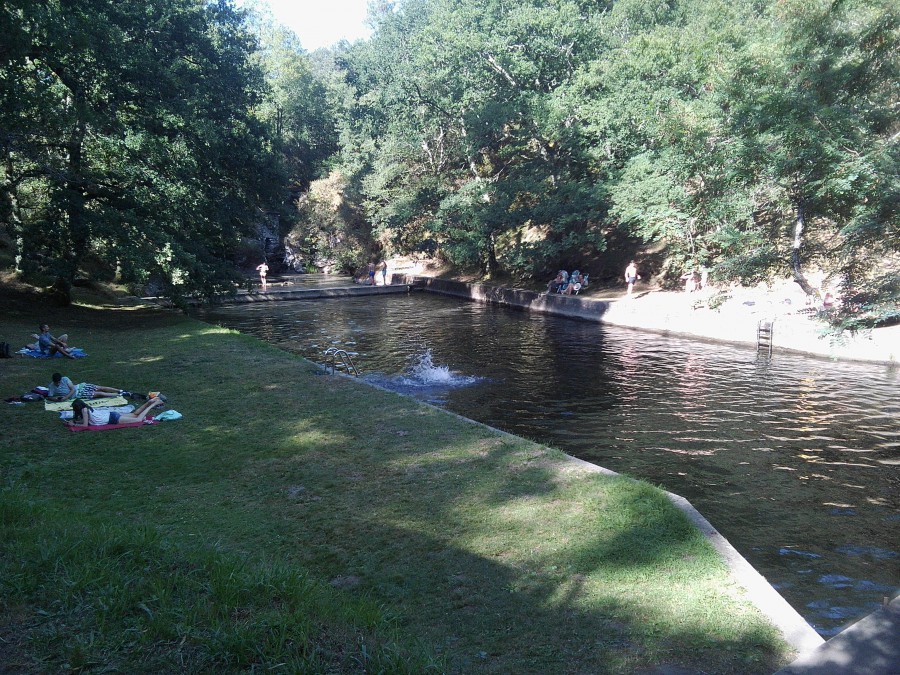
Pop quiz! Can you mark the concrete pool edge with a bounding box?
[396,275,899,365]
[342,365,826,658]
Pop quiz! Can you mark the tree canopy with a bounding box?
[1,0,897,325]
[328,0,898,325]
[1,0,286,303]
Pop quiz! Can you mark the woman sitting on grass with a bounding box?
[33,324,76,358]
[66,397,164,428]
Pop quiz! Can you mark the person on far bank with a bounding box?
[624,261,639,296]
[562,270,584,295]
[380,260,388,286]
[367,261,377,285]
[36,323,75,358]
[256,261,269,291]
[547,270,567,294]
[681,270,699,293]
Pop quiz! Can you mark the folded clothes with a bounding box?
[18,347,87,358]
[67,417,159,432]
[153,410,182,421]
[45,396,128,411]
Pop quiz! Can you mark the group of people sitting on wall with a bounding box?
[546,270,588,295]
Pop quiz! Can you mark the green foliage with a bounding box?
[320,0,897,325]
[5,0,895,322]
[286,171,375,273]
[333,0,613,278]
[0,0,286,303]
[246,10,340,191]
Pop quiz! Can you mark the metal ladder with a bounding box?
[323,348,360,376]
[757,319,775,357]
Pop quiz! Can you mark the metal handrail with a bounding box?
[323,348,360,376]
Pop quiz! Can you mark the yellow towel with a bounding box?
[44,396,129,411]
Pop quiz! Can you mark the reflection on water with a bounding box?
[194,291,899,636]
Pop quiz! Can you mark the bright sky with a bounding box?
[253,0,373,51]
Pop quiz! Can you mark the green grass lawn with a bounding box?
[0,289,793,673]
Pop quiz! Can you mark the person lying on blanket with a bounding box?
[47,372,131,402]
[66,397,164,428]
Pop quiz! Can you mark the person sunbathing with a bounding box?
[66,397,164,427]
[47,373,131,402]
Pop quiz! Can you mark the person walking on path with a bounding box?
[624,261,640,296]
[256,262,269,291]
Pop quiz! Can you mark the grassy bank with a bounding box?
[0,291,793,673]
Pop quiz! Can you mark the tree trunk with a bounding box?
[484,232,499,278]
[790,199,816,296]
[1,154,25,275]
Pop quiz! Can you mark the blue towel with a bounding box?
[17,347,87,358]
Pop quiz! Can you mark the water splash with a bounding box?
[399,349,479,387]
[363,349,482,395]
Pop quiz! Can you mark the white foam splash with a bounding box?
[399,349,479,387]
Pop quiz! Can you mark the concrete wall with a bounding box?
[396,275,899,364]
[396,274,611,323]
[203,285,410,306]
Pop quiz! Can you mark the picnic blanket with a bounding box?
[45,396,128,411]
[18,347,87,358]
[67,417,159,432]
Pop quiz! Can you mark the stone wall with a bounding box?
[396,274,611,323]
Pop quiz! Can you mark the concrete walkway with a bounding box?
[774,595,900,674]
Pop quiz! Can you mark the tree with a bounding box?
[721,0,899,324]
[0,0,284,304]
[334,0,609,278]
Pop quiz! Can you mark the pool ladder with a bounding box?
[323,348,359,376]
[757,319,775,357]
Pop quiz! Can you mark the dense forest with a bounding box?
[1,0,897,328]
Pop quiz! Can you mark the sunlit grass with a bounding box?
[0,300,793,673]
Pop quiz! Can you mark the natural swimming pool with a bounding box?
[194,289,899,636]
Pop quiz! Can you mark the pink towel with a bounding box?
[67,417,158,432]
